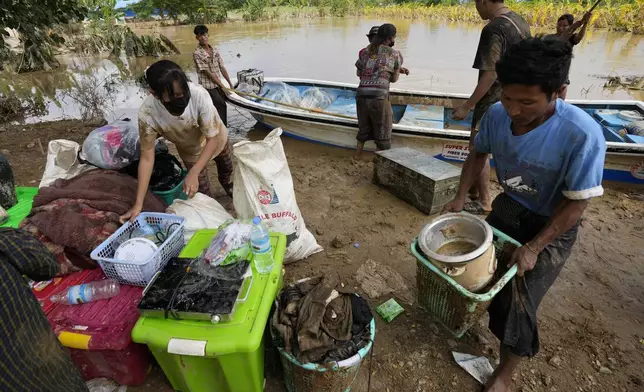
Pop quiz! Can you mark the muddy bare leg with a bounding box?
[484,344,522,392]
[355,141,365,159]
[478,159,492,211]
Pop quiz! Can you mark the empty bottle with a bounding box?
[50,280,120,305]
[250,216,274,274]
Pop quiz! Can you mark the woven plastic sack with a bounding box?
[167,193,234,242]
[39,139,96,188]
[233,128,322,262]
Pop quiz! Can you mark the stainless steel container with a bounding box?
[418,213,496,292]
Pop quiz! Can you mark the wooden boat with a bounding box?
[226,77,644,184]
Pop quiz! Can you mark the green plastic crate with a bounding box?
[131,229,286,392]
[410,227,520,338]
[1,187,38,228]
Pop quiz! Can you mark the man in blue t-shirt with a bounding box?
[444,37,605,392]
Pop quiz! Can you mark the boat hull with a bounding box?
[250,111,644,185]
[228,77,644,185]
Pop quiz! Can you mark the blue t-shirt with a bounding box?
[474,99,606,217]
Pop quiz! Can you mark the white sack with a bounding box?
[40,139,96,188]
[232,128,322,262]
[166,192,233,242]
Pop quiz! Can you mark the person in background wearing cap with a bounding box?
[354,23,408,159]
[366,25,379,43]
[365,26,409,73]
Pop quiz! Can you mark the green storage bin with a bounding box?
[131,229,286,392]
[1,187,38,228]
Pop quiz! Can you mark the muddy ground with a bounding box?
[1,119,643,392]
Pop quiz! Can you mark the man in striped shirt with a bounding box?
[193,24,234,126]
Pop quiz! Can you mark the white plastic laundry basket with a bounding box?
[91,213,185,286]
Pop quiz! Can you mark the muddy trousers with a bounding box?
[485,193,578,357]
[356,95,392,150]
[184,141,234,198]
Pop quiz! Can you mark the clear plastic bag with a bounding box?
[325,96,358,118]
[202,220,252,267]
[300,87,336,110]
[236,82,261,96]
[260,82,301,108]
[81,119,140,170]
[626,120,644,136]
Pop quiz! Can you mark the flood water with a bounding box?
[9,17,644,127]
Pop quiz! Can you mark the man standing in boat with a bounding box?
[193,24,234,126]
[545,12,592,100]
[451,0,530,214]
[354,23,409,158]
[444,37,606,392]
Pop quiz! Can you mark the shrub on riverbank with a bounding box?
[362,0,643,34]
[231,0,643,34]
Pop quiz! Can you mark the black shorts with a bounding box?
[485,193,578,357]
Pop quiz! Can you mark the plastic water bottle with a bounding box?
[250,216,274,274]
[50,280,120,305]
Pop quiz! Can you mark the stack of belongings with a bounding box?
[20,170,166,275]
[272,271,373,364]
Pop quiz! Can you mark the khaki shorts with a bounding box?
[356,96,393,150]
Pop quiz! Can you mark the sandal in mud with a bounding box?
[462,201,492,215]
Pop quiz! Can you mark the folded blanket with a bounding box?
[20,170,165,275]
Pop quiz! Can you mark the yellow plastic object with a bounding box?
[58,331,91,350]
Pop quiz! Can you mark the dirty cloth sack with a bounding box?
[273,273,372,364]
[20,170,166,275]
[39,140,96,188]
[166,193,233,242]
[233,128,322,262]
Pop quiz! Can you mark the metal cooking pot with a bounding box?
[418,213,496,292]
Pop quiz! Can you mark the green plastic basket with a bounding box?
[152,170,187,205]
[410,227,520,338]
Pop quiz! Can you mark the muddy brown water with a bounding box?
[436,240,479,256]
[8,17,644,130]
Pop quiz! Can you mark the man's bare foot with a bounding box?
[483,374,511,392]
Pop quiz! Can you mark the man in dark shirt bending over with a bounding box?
[451,0,530,215]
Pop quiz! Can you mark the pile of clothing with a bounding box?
[20,170,166,275]
[272,272,373,364]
